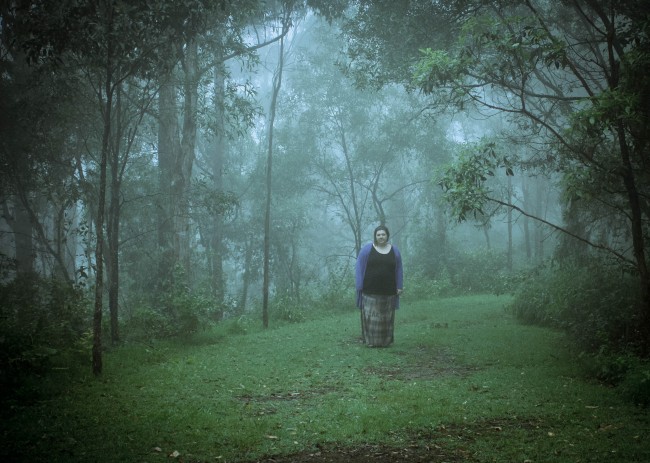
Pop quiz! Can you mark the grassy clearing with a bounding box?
[2,295,649,462]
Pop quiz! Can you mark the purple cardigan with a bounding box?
[355,243,403,309]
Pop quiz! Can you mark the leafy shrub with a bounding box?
[124,306,171,340]
[509,258,641,353]
[224,315,257,335]
[620,362,650,406]
[510,258,647,404]
[124,265,217,341]
[447,248,512,294]
[0,273,90,396]
[578,351,650,406]
[310,263,355,312]
[126,293,214,340]
[579,349,636,385]
[404,268,454,300]
[508,265,558,326]
[271,294,306,323]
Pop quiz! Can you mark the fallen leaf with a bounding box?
[169,450,180,458]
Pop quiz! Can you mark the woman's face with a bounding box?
[375,229,388,245]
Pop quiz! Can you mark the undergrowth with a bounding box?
[509,258,650,405]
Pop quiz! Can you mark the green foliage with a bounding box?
[123,305,171,341]
[447,248,513,294]
[510,258,641,354]
[267,278,354,325]
[403,269,454,301]
[579,351,650,407]
[0,273,90,397]
[508,257,650,399]
[270,293,306,323]
[191,177,238,217]
[123,265,216,341]
[620,361,650,407]
[437,141,515,222]
[410,242,514,298]
[221,314,259,336]
[340,0,459,89]
[414,48,467,93]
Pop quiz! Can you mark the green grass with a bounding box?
[2,295,649,462]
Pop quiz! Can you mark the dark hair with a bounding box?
[373,225,390,244]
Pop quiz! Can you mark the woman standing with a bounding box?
[355,225,404,347]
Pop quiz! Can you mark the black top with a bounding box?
[363,246,397,295]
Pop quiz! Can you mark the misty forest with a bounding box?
[2,1,650,462]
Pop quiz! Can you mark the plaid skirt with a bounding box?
[361,293,396,347]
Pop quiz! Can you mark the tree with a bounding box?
[263,10,292,328]
[412,0,650,342]
[106,79,158,344]
[340,0,463,90]
[0,5,85,281]
[5,0,216,372]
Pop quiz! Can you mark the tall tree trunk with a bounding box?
[617,122,650,344]
[107,81,122,345]
[93,4,114,376]
[263,26,287,328]
[507,175,513,271]
[10,179,71,280]
[338,121,363,256]
[534,177,545,263]
[210,56,227,311]
[5,198,34,275]
[521,176,532,261]
[157,71,181,288]
[178,39,199,276]
[240,234,254,312]
[482,225,491,250]
[433,194,447,270]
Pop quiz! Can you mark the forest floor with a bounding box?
[2,294,649,462]
[250,441,467,462]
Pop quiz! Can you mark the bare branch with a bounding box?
[488,196,635,266]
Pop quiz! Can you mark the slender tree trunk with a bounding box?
[107,81,122,345]
[11,182,71,280]
[93,4,114,376]
[594,0,650,344]
[210,56,227,310]
[240,234,253,312]
[291,239,301,302]
[482,225,491,250]
[507,175,513,271]
[338,122,363,256]
[178,39,199,276]
[534,177,545,262]
[617,122,650,343]
[263,26,287,328]
[157,71,181,287]
[6,198,34,275]
[521,176,531,261]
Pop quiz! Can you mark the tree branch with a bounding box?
[487,196,636,266]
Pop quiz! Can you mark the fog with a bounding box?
[1,0,647,356]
